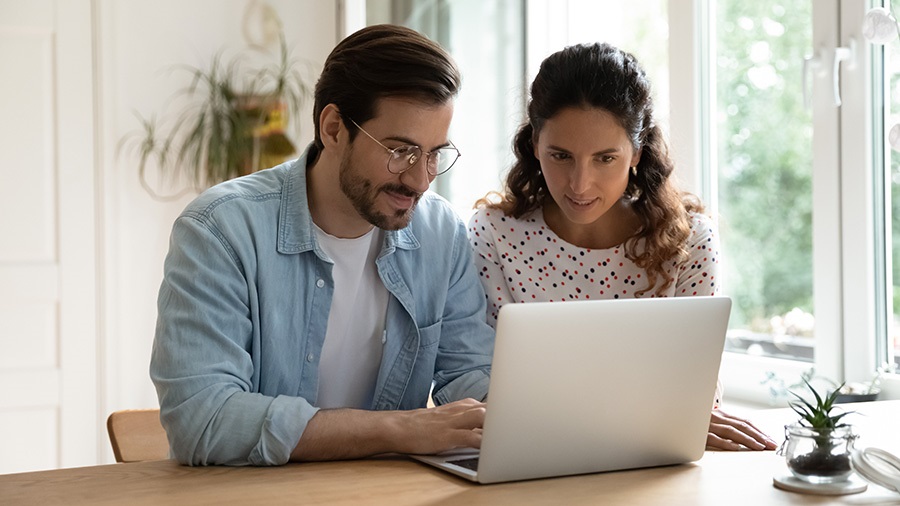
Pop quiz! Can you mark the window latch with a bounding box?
[832,38,856,107]
[802,49,824,110]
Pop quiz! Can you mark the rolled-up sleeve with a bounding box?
[150,214,318,466]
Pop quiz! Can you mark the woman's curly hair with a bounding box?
[478,43,702,296]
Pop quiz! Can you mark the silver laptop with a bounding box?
[411,296,731,484]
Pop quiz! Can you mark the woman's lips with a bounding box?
[566,195,598,208]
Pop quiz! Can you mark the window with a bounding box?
[713,1,815,363]
[351,0,900,402]
[881,1,900,370]
[701,0,900,402]
[366,0,526,218]
[364,0,669,218]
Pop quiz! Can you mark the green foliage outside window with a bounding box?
[716,0,814,335]
[890,1,900,320]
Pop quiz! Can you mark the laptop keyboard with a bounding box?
[448,457,480,471]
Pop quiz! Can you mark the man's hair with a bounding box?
[311,24,461,155]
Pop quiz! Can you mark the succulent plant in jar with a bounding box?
[779,380,857,484]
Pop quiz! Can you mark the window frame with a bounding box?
[678,0,900,405]
[342,0,900,402]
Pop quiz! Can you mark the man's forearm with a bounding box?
[289,408,395,461]
[289,399,486,461]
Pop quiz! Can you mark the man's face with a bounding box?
[339,97,454,230]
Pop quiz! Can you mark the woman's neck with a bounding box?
[542,198,642,249]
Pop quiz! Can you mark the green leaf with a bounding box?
[120,29,310,197]
[788,379,855,429]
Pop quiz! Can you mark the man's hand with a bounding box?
[706,410,778,451]
[388,398,486,454]
[291,398,485,461]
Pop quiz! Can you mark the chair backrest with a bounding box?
[106,409,169,463]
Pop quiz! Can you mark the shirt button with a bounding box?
[306,353,314,362]
[316,279,325,288]
[381,334,387,344]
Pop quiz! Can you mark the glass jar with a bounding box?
[779,424,857,484]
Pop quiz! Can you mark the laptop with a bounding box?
[411,296,732,484]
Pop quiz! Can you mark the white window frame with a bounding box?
[341,0,900,402]
[838,1,879,386]
[675,0,900,405]
[337,0,366,39]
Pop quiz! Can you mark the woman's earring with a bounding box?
[630,166,637,176]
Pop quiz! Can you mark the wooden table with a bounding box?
[2,401,899,505]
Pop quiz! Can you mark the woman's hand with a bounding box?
[706,410,778,451]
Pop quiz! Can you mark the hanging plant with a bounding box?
[121,33,311,200]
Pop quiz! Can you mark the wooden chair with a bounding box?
[106,409,170,463]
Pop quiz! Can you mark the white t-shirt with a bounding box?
[314,224,389,409]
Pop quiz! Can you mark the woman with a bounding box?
[468,42,776,451]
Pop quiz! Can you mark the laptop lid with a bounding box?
[414,296,731,484]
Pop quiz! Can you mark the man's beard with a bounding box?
[339,148,422,230]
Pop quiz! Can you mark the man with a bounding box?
[150,24,492,466]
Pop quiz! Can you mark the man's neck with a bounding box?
[306,154,375,239]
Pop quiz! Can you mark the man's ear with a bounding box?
[319,104,343,149]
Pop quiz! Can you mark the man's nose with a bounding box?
[400,154,434,193]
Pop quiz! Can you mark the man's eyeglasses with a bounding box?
[348,118,461,176]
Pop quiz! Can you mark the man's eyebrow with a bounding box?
[384,135,452,150]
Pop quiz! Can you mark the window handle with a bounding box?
[802,50,823,110]
[832,38,856,107]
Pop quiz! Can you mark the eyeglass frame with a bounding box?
[347,117,461,176]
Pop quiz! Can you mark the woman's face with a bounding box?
[533,107,641,227]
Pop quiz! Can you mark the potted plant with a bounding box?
[834,362,897,403]
[779,380,857,484]
[763,363,897,405]
[122,33,311,199]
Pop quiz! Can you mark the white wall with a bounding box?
[95,0,336,463]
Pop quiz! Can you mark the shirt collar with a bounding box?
[277,144,419,255]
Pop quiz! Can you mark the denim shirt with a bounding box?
[150,147,494,466]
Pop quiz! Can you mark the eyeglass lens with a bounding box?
[388,146,458,176]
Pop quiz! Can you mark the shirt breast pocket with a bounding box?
[417,320,442,349]
[403,319,442,407]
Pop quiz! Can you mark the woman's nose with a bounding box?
[569,161,592,194]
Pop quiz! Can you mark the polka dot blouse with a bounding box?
[467,206,721,329]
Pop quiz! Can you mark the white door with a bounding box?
[0,0,98,473]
